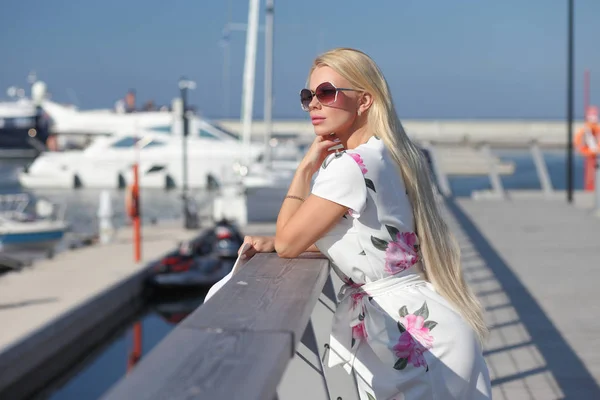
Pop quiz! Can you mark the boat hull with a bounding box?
[0,228,66,252]
[18,170,75,189]
[0,218,68,253]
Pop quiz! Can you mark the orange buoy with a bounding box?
[574,106,600,191]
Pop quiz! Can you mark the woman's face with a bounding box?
[306,66,361,138]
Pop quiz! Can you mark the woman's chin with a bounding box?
[313,125,333,136]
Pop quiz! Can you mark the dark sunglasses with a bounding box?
[299,82,359,111]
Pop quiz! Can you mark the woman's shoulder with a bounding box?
[315,137,384,189]
[319,150,365,178]
[343,138,387,179]
[312,151,368,217]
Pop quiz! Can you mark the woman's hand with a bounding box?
[238,235,275,259]
[298,135,342,176]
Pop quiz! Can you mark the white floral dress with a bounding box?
[311,136,491,400]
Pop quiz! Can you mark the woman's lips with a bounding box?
[311,117,325,125]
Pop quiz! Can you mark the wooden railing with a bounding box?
[101,252,348,400]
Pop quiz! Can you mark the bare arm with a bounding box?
[275,135,347,258]
[275,164,347,257]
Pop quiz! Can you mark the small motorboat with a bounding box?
[146,219,244,289]
[0,194,69,255]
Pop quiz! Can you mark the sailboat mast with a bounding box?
[263,0,274,167]
[240,0,260,166]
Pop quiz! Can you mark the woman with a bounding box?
[239,48,491,399]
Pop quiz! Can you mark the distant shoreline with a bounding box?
[215,118,586,146]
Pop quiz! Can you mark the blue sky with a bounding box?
[1,0,599,119]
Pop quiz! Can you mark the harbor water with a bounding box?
[0,149,588,399]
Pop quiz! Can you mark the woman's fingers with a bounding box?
[240,245,256,260]
[252,237,272,253]
[239,236,254,255]
[239,236,273,259]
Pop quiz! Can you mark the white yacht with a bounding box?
[0,98,49,159]
[18,123,264,190]
[41,98,177,137]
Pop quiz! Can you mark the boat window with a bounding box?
[199,129,218,139]
[0,117,35,129]
[111,137,139,148]
[142,139,165,148]
[13,117,35,128]
[146,165,165,173]
[149,125,172,134]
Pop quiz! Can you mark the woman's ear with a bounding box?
[357,91,374,115]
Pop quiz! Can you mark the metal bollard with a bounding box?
[97,190,115,244]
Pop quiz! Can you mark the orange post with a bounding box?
[584,157,596,191]
[127,322,143,371]
[127,130,143,372]
[128,163,141,262]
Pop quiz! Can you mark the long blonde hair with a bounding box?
[310,48,488,342]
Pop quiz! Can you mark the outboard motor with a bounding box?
[213,219,244,259]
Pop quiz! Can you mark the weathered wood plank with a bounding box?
[103,253,330,400]
[182,252,330,347]
[101,327,291,400]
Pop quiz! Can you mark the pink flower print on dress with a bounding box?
[384,232,420,275]
[393,314,433,368]
[351,291,365,309]
[348,153,368,175]
[351,319,368,348]
[392,302,437,371]
[352,321,368,340]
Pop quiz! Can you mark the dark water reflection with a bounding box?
[47,290,207,400]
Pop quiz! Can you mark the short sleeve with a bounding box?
[311,152,367,218]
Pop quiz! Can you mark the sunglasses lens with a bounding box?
[300,89,312,111]
[315,83,337,105]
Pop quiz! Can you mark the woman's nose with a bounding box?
[308,94,321,111]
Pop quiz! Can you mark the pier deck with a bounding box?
[447,194,600,399]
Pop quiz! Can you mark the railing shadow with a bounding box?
[445,197,600,399]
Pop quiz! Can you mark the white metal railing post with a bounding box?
[481,143,506,199]
[529,141,554,197]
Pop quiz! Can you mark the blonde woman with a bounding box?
[239,48,491,399]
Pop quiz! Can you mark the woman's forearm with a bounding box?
[276,166,313,233]
[305,244,320,252]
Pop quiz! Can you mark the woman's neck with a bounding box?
[342,124,372,150]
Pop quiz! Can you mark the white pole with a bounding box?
[240,0,260,166]
[222,0,233,117]
[595,154,600,216]
[222,31,231,118]
[263,0,274,168]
